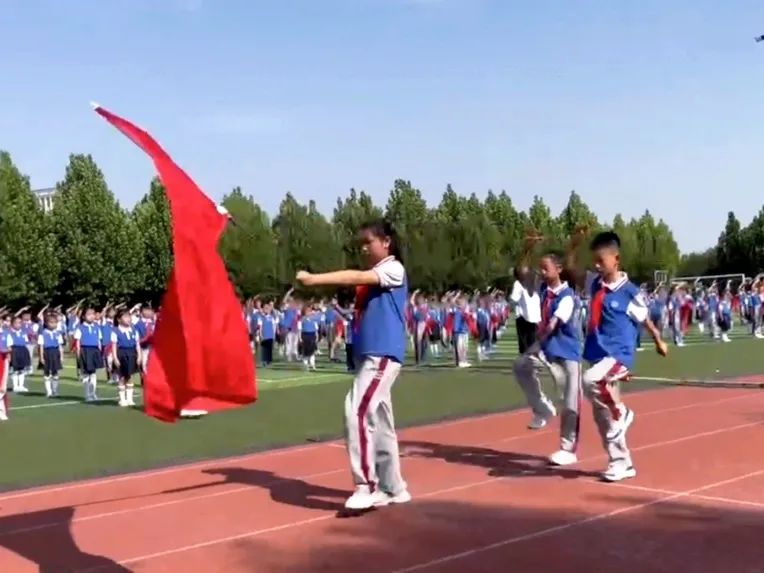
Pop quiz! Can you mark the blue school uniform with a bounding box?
[354,270,408,364]
[76,322,103,374]
[39,329,64,376]
[300,314,319,356]
[112,326,140,378]
[134,319,155,349]
[584,274,645,370]
[539,282,581,362]
[9,329,31,372]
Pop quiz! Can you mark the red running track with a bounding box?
[0,385,762,572]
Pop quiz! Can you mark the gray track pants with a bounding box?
[345,356,407,495]
[513,350,582,452]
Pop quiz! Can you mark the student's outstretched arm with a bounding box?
[297,261,404,289]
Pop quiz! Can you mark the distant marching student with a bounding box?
[669,285,685,347]
[73,307,103,402]
[134,304,155,381]
[410,290,429,365]
[112,309,142,407]
[476,295,492,362]
[257,301,277,367]
[299,305,320,371]
[334,301,356,373]
[427,299,442,358]
[449,294,474,368]
[718,291,733,343]
[102,306,118,384]
[8,315,31,393]
[513,247,582,465]
[706,285,720,339]
[296,219,411,511]
[582,231,667,482]
[280,293,300,362]
[510,235,543,354]
[20,310,39,375]
[38,313,64,398]
[0,327,10,421]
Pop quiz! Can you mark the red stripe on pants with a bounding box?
[358,357,389,490]
[599,361,626,421]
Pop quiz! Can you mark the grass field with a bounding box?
[0,325,762,491]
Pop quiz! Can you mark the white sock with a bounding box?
[44,377,52,396]
[89,373,98,398]
[82,376,91,399]
[126,385,135,403]
[11,373,19,392]
[309,355,315,369]
[52,377,59,395]
[18,373,26,389]
[118,386,126,403]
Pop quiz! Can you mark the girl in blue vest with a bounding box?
[111,309,142,407]
[299,305,320,371]
[38,313,64,398]
[73,307,103,402]
[582,232,667,482]
[514,250,582,466]
[296,219,410,512]
[8,316,31,393]
[101,307,118,384]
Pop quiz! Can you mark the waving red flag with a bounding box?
[93,104,256,422]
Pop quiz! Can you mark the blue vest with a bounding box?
[476,308,490,328]
[78,323,101,347]
[281,309,299,332]
[583,278,641,369]
[355,276,408,363]
[10,329,26,348]
[708,295,719,313]
[301,316,318,334]
[101,323,114,346]
[452,310,470,334]
[539,284,581,362]
[260,314,275,340]
[41,329,61,349]
[115,327,138,349]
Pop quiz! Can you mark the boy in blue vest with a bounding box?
[583,231,667,482]
[8,316,31,393]
[513,250,581,466]
[73,308,104,402]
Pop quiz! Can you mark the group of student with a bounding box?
[0,303,155,420]
[646,275,764,346]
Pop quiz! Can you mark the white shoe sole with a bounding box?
[373,491,412,507]
[602,467,637,482]
[548,452,578,466]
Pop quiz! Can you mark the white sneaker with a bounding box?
[0,412,8,422]
[528,400,556,430]
[548,450,578,466]
[344,485,376,510]
[180,409,208,418]
[606,407,634,441]
[602,461,637,482]
[722,334,731,343]
[118,399,129,408]
[372,489,412,507]
[458,362,472,368]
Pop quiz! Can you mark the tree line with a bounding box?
[0,150,756,308]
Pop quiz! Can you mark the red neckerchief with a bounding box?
[587,283,608,333]
[540,288,556,331]
[354,285,369,332]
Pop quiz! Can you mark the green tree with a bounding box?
[611,214,638,275]
[219,186,277,298]
[715,212,745,274]
[332,188,382,268]
[527,195,562,247]
[131,177,173,303]
[484,190,524,263]
[557,190,599,237]
[384,179,429,267]
[52,154,142,303]
[0,152,59,305]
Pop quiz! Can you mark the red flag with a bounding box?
[93,104,256,422]
[0,351,9,416]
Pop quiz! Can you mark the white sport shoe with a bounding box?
[602,461,637,482]
[548,450,578,466]
[372,489,412,507]
[606,407,635,441]
[528,400,557,430]
[0,412,8,422]
[344,485,376,510]
[118,399,129,408]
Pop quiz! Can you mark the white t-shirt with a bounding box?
[510,280,541,324]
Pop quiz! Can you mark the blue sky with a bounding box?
[2,0,763,252]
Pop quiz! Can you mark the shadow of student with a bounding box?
[163,467,348,512]
[0,505,132,572]
[400,440,599,480]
